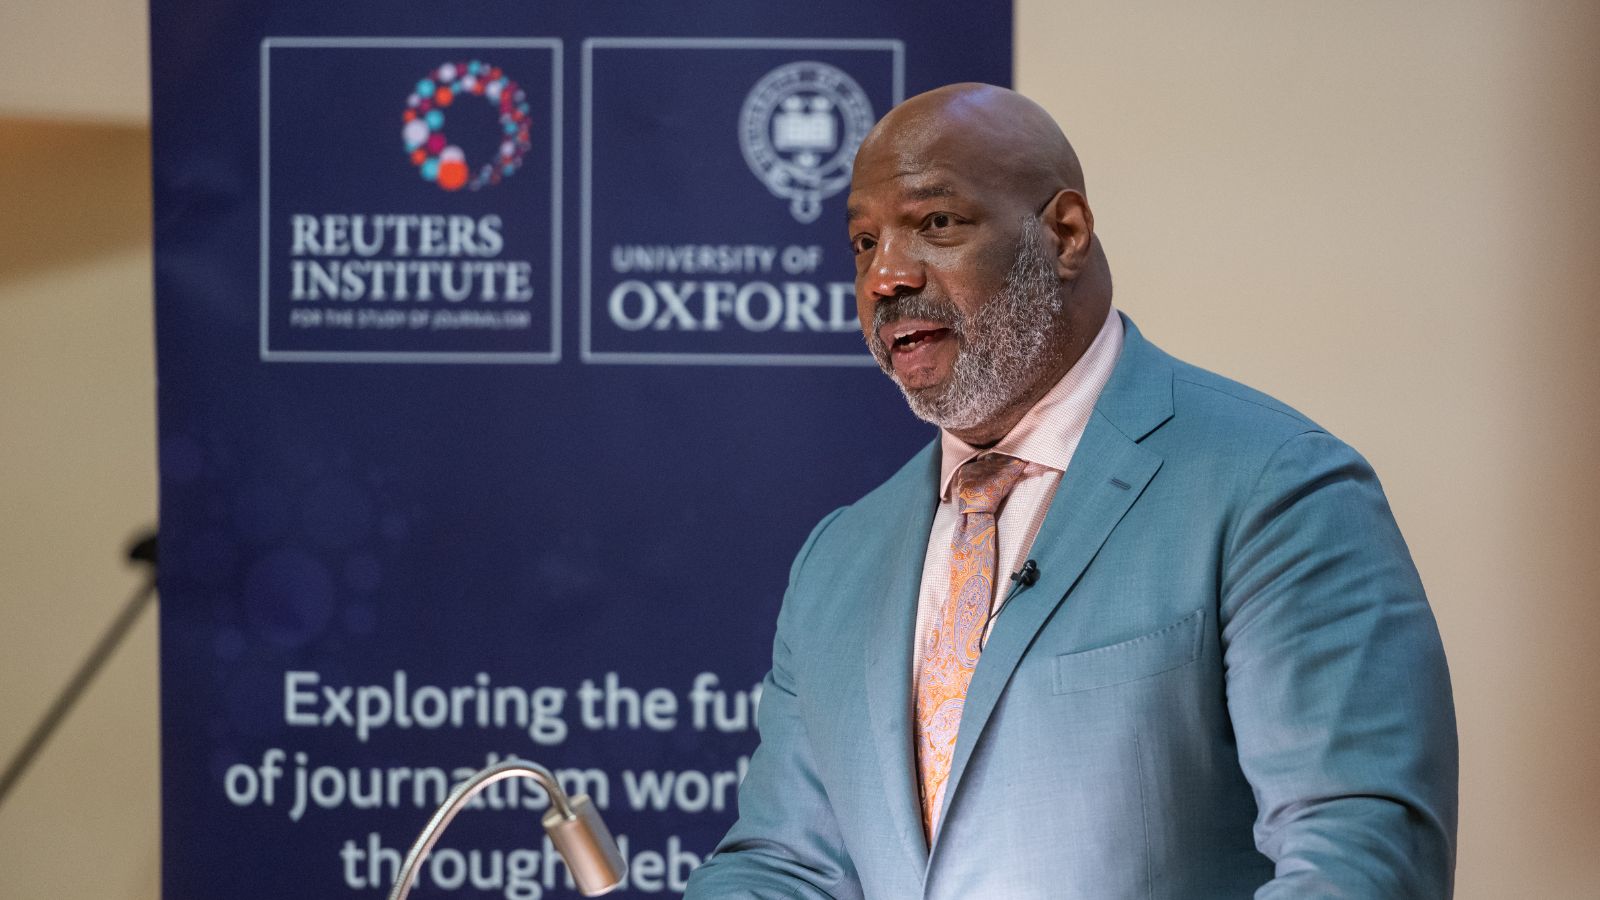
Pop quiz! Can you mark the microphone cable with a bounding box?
[978,559,1039,651]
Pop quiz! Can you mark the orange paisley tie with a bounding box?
[915,453,1030,841]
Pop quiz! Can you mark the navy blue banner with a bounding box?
[153,3,1011,898]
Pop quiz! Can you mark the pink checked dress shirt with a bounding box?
[910,308,1124,689]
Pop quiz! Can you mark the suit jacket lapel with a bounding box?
[861,442,941,867]
[930,315,1175,855]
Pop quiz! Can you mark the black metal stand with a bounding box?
[0,530,158,809]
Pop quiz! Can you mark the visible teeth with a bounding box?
[894,328,941,349]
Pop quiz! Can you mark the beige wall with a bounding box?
[1,2,1595,896]
[1018,2,1600,894]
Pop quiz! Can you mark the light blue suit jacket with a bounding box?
[686,317,1457,898]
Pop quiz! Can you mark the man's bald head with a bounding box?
[854,83,1086,206]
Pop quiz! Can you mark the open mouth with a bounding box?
[892,327,950,351]
[883,322,953,354]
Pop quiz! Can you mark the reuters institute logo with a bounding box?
[401,60,532,192]
[739,61,874,224]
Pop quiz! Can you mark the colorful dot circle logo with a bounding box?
[401,60,531,192]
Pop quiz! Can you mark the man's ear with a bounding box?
[1042,189,1094,281]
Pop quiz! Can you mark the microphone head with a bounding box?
[541,794,628,895]
[1020,560,1040,585]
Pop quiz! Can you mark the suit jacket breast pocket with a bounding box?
[1052,608,1205,694]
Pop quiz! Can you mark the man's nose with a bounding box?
[864,238,925,301]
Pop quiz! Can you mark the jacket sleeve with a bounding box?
[1221,430,1458,897]
[684,508,864,900]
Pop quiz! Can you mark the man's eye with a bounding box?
[852,235,876,255]
[928,213,953,229]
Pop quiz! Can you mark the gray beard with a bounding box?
[866,218,1067,434]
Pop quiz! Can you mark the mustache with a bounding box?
[864,290,966,378]
[871,292,965,334]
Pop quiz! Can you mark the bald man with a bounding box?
[685,84,1456,899]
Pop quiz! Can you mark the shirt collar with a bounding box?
[938,307,1125,500]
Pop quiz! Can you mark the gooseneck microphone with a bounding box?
[388,760,627,899]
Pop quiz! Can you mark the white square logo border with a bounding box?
[580,37,904,367]
[259,36,564,365]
